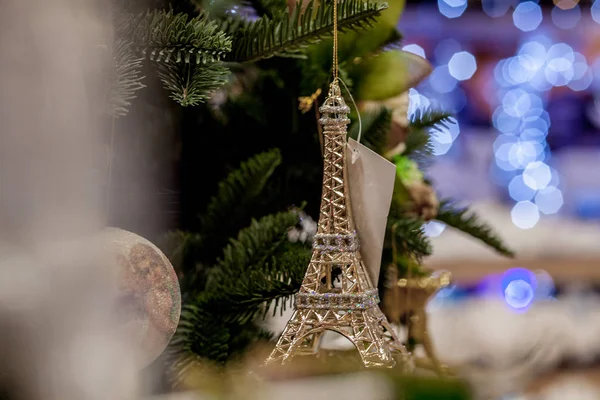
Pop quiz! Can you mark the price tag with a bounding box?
[347,138,396,284]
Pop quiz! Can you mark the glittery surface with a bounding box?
[266,82,410,369]
[105,228,181,368]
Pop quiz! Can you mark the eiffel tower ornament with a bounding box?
[265,80,409,368]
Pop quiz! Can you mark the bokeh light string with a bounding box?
[488,35,596,228]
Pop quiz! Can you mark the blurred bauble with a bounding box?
[102,227,181,368]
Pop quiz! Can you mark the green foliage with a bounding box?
[349,107,392,154]
[207,211,300,289]
[165,149,310,374]
[409,107,454,133]
[109,37,146,117]
[165,149,283,288]
[170,303,230,364]
[109,0,390,109]
[221,0,388,62]
[390,375,472,400]
[200,149,282,238]
[208,239,310,324]
[388,216,432,261]
[157,62,230,106]
[436,200,515,257]
[404,107,453,158]
[129,10,232,64]
[249,0,289,17]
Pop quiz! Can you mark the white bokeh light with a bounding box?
[448,51,477,81]
[402,44,426,59]
[508,174,537,202]
[593,0,600,24]
[512,1,543,32]
[504,279,535,309]
[511,201,540,229]
[523,161,552,190]
[423,221,446,237]
[437,0,467,18]
[535,186,564,214]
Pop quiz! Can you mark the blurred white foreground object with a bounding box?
[0,0,140,399]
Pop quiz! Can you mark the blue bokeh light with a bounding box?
[533,270,556,299]
[407,88,431,117]
[430,119,460,156]
[402,44,426,59]
[434,39,462,63]
[511,201,540,229]
[535,186,564,214]
[437,0,468,18]
[448,51,477,81]
[523,161,552,190]
[593,0,600,24]
[429,65,459,93]
[482,0,512,18]
[551,4,581,30]
[512,2,543,32]
[423,221,446,237]
[508,174,537,201]
[505,280,535,309]
[501,268,537,310]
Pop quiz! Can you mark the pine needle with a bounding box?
[349,107,392,154]
[222,0,388,62]
[405,107,453,159]
[436,200,515,258]
[388,216,432,261]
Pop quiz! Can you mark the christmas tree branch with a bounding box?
[128,10,232,63]
[388,216,432,261]
[157,62,230,106]
[222,0,388,62]
[199,149,283,255]
[436,200,515,257]
[404,107,453,158]
[109,36,146,117]
[349,107,392,154]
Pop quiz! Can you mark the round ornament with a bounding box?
[103,227,181,368]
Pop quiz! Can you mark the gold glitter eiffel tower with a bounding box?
[265,82,408,368]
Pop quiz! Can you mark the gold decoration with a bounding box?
[265,80,409,368]
[382,266,453,376]
[103,227,181,368]
[299,88,322,113]
[266,0,408,369]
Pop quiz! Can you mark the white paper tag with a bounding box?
[347,138,396,285]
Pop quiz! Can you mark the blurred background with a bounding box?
[395,0,600,286]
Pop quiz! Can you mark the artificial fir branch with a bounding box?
[157,62,230,106]
[128,10,232,64]
[164,149,283,287]
[404,107,453,158]
[409,107,453,132]
[221,0,388,62]
[213,243,310,324]
[109,37,146,117]
[198,149,283,255]
[167,302,230,387]
[207,210,300,287]
[436,200,515,257]
[349,107,392,154]
[169,213,308,371]
[248,0,288,17]
[388,216,432,261]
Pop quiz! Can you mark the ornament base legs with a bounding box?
[266,307,409,369]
